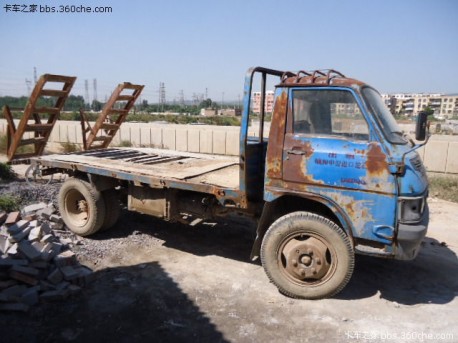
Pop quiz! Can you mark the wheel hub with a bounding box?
[282,236,330,280]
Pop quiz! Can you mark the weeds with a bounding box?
[0,162,16,181]
[0,195,19,212]
[429,175,458,203]
[117,140,133,147]
[60,141,80,153]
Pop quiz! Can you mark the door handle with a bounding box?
[286,149,306,155]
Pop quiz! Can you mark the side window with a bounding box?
[293,89,369,140]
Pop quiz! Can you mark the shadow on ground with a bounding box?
[1,261,229,343]
[337,237,458,305]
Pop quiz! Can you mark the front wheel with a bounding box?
[260,212,354,299]
[58,178,106,236]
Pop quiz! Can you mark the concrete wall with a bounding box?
[0,119,456,174]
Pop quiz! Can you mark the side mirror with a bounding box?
[415,111,429,141]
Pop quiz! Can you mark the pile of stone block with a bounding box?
[0,202,93,312]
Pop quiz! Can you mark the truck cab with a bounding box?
[243,67,429,299]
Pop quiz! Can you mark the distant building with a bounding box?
[252,91,275,113]
[200,108,217,116]
[217,108,241,116]
[382,93,458,119]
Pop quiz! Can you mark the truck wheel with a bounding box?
[100,189,121,231]
[58,178,106,236]
[260,211,354,299]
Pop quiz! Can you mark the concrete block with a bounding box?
[10,265,39,277]
[10,226,33,243]
[423,141,448,173]
[40,289,69,302]
[41,222,52,235]
[39,280,56,292]
[151,127,163,148]
[7,220,29,235]
[41,234,55,244]
[226,130,240,156]
[28,226,42,242]
[5,212,20,225]
[38,206,56,220]
[446,142,458,174]
[56,281,70,291]
[18,241,42,261]
[0,302,29,312]
[7,243,18,257]
[0,280,17,290]
[0,284,28,300]
[162,128,176,150]
[49,222,64,230]
[21,203,47,217]
[47,268,63,285]
[60,266,79,281]
[0,212,7,225]
[9,270,38,285]
[21,286,39,306]
[0,234,11,254]
[68,284,82,295]
[30,261,48,269]
[140,127,151,146]
[213,130,227,155]
[187,129,200,153]
[0,256,28,267]
[175,129,188,152]
[53,250,76,267]
[49,214,63,224]
[199,130,213,154]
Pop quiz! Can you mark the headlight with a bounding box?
[398,196,426,223]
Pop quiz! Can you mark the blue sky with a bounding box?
[0,0,457,103]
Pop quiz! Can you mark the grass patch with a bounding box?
[0,195,19,212]
[60,141,80,153]
[0,162,16,181]
[429,175,458,203]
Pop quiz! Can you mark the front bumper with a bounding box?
[394,204,429,260]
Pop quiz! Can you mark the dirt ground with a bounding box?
[1,169,457,342]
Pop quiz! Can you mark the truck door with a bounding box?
[282,88,397,242]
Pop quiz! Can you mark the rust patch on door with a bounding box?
[366,143,388,176]
[266,90,288,179]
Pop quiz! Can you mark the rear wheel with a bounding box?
[58,178,106,236]
[100,189,121,231]
[260,211,354,299]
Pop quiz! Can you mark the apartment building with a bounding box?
[382,93,458,119]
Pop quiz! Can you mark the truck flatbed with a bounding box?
[34,148,240,198]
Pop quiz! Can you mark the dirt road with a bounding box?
[1,179,457,342]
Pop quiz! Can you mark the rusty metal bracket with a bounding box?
[3,74,76,162]
[80,82,144,150]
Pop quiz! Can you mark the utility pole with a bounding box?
[25,79,32,95]
[33,67,37,85]
[158,82,166,112]
[179,89,185,106]
[84,80,90,106]
[93,78,98,102]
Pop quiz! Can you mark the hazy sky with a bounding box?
[0,0,457,103]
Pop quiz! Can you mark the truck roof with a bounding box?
[279,69,365,88]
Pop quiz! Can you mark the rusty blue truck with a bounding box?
[31,67,430,299]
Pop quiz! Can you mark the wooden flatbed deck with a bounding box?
[35,148,240,191]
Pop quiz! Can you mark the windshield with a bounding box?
[362,87,407,145]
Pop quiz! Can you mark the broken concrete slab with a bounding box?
[4,212,20,225]
[0,234,11,254]
[9,270,38,286]
[10,265,40,277]
[53,249,75,267]
[0,212,7,225]
[28,226,42,242]
[7,220,30,235]
[0,256,28,267]
[38,206,56,220]
[21,286,39,306]
[40,289,70,302]
[47,268,63,285]
[10,226,33,243]
[21,203,47,217]
[60,266,80,281]
[18,241,42,261]
[0,302,29,312]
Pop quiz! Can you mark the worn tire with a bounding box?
[100,189,121,231]
[58,178,106,236]
[260,211,354,299]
